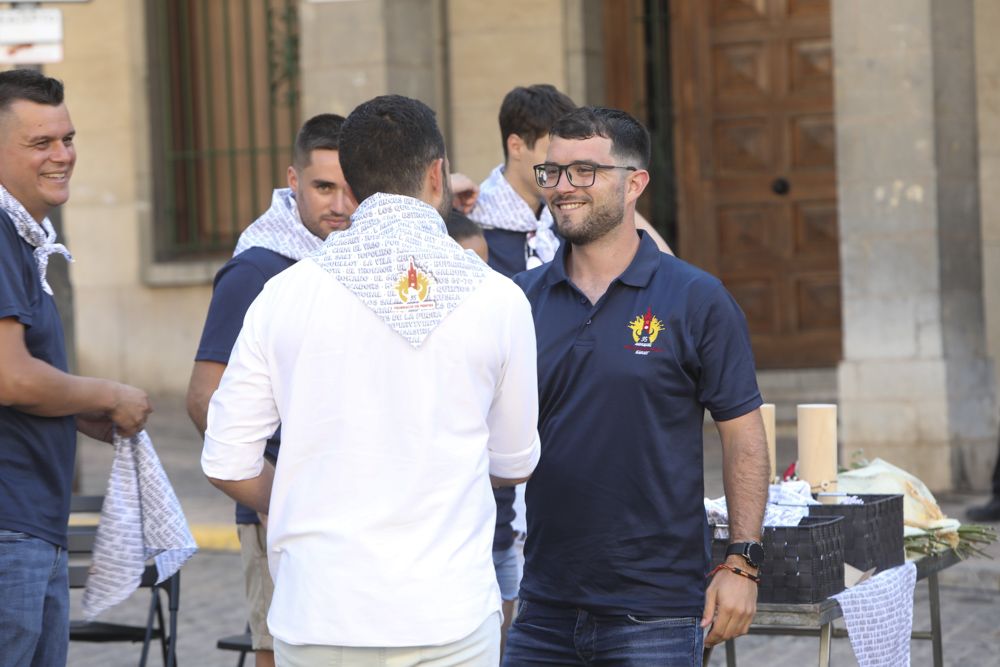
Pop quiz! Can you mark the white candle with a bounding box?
[761,403,776,482]
[797,403,838,496]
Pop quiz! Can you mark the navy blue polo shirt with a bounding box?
[513,231,762,617]
[195,246,293,524]
[0,212,76,548]
[483,228,531,277]
[483,227,565,278]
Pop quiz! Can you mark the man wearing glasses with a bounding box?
[505,107,769,665]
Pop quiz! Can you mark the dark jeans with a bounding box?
[502,599,704,666]
[0,530,69,667]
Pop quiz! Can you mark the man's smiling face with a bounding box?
[543,135,626,246]
[0,100,76,222]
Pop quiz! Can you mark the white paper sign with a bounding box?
[0,9,62,45]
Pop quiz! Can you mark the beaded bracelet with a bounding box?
[707,563,761,584]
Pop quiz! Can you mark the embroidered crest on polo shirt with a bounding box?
[395,257,433,307]
[625,307,664,355]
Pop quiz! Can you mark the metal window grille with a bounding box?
[147,0,300,260]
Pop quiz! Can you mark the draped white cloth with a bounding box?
[833,562,917,667]
[705,481,818,539]
[82,431,197,619]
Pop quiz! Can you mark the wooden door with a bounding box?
[671,0,840,368]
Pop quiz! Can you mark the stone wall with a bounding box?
[302,0,598,181]
[51,0,211,395]
[976,0,1000,406]
[834,0,996,490]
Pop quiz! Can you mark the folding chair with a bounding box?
[216,623,252,667]
[68,495,180,667]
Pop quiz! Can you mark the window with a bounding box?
[147,0,300,260]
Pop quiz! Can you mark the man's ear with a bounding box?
[625,169,651,205]
[506,133,525,160]
[425,157,445,199]
[287,165,299,194]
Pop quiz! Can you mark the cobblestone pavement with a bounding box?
[69,395,1000,665]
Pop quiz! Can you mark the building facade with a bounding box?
[18,0,999,490]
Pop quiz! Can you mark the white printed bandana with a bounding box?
[0,184,73,295]
[833,562,917,666]
[232,188,323,260]
[309,193,488,348]
[82,430,197,619]
[469,164,560,264]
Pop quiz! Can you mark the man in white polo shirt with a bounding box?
[201,94,540,666]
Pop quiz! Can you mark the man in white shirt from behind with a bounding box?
[201,94,541,667]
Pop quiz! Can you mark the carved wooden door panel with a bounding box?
[671,0,840,368]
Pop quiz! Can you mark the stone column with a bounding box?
[975,0,1000,398]
[834,0,996,491]
[300,0,449,126]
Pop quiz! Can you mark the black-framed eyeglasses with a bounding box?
[533,162,637,188]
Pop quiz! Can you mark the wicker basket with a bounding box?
[808,494,905,573]
[712,515,845,604]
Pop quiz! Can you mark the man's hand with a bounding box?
[701,562,758,647]
[449,172,479,214]
[107,383,152,437]
[76,414,115,443]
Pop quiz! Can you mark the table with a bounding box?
[721,550,960,667]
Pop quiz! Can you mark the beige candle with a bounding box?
[797,403,838,497]
[760,403,776,482]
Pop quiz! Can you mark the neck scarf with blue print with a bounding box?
[233,188,323,260]
[470,164,559,267]
[308,193,488,348]
[0,184,73,295]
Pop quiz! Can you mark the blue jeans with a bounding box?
[502,599,703,666]
[0,530,69,667]
[493,542,523,601]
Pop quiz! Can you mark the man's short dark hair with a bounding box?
[445,209,484,243]
[0,70,64,115]
[499,84,576,160]
[550,106,651,169]
[339,95,445,202]
[292,113,346,168]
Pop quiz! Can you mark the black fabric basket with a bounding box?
[712,515,845,604]
[808,493,905,573]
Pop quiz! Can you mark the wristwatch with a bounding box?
[726,541,765,569]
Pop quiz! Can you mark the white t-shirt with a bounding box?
[202,258,540,648]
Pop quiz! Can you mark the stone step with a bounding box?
[757,368,838,425]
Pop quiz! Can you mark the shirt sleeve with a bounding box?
[694,283,763,421]
[486,284,541,480]
[195,258,273,363]
[201,290,281,481]
[0,224,33,325]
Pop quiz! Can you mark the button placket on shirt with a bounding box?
[573,289,612,345]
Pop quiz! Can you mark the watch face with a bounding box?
[747,542,765,566]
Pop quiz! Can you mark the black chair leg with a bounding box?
[237,621,250,667]
[155,588,168,666]
[138,588,161,667]
[167,574,180,667]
